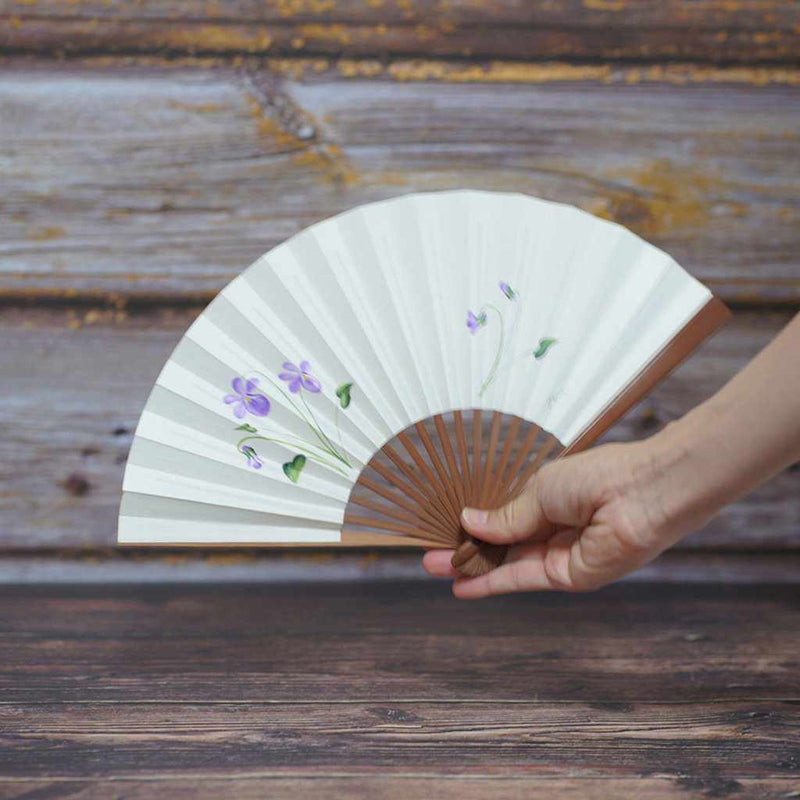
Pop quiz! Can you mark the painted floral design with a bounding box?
[283,454,306,484]
[224,377,271,419]
[225,364,354,485]
[279,361,322,394]
[335,382,353,409]
[533,337,558,360]
[499,281,517,301]
[466,310,487,334]
[467,280,557,397]
[240,445,263,470]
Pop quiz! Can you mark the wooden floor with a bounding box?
[1,580,798,799]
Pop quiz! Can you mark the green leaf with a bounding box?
[236,423,258,433]
[282,454,306,484]
[335,382,353,409]
[533,338,557,360]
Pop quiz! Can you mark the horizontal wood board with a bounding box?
[1,60,798,304]
[0,582,797,795]
[1,778,799,800]
[1,308,798,551]
[2,0,798,62]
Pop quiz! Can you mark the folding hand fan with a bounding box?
[119,190,729,576]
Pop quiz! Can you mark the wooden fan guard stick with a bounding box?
[343,297,732,578]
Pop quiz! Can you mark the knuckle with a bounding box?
[501,500,519,532]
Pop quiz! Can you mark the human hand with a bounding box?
[423,432,713,598]
[424,313,800,597]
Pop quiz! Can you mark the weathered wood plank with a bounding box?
[1,700,798,777]
[1,61,798,304]
[1,778,798,800]
[0,582,797,703]
[1,551,799,586]
[1,308,797,550]
[1,0,798,63]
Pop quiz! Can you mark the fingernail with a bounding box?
[462,508,488,527]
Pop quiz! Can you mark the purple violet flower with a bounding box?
[240,445,263,470]
[499,281,517,300]
[466,310,487,334]
[224,377,271,419]
[279,361,322,394]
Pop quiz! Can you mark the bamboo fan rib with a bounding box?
[118,190,730,578]
[345,412,561,577]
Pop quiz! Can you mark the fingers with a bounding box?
[461,478,553,545]
[422,546,554,596]
[422,549,458,578]
[452,546,556,598]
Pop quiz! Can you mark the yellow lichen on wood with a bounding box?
[27,226,66,241]
[272,56,331,78]
[273,0,337,16]
[157,26,273,53]
[40,56,798,89]
[298,23,353,45]
[245,77,357,185]
[261,58,800,87]
[167,100,226,113]
[583,0,625,10]
[588,160,727,238]
[336,58,383,78]
[386,60,613,83]
[291,145,360,186]
[639,64,800,86]
[246,95,306,149]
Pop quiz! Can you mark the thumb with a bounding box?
[461,478,553,545]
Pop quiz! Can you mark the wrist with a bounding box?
[643,402,731,543]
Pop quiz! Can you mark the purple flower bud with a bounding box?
[240,445,263,470]
[466,310,487,334]
[499,281,517,300]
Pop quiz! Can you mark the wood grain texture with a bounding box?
[1,61,798,304]
[0,582,798,706]
[2,308,797,551]
[2,551,800,586]
[0,582,797,793]
[1,701,798,775]
[1,778,799,800]
[1,0,798,63]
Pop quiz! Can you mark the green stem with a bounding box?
[334,406,344,452]
[252,369,349,467]
[236,434,349,477]
[300,393,351,468]
[252,371,313,429]
[479,304,505,398]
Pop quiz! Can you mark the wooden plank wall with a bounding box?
[1,0,798,580]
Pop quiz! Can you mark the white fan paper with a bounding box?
[119,190,725,567]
